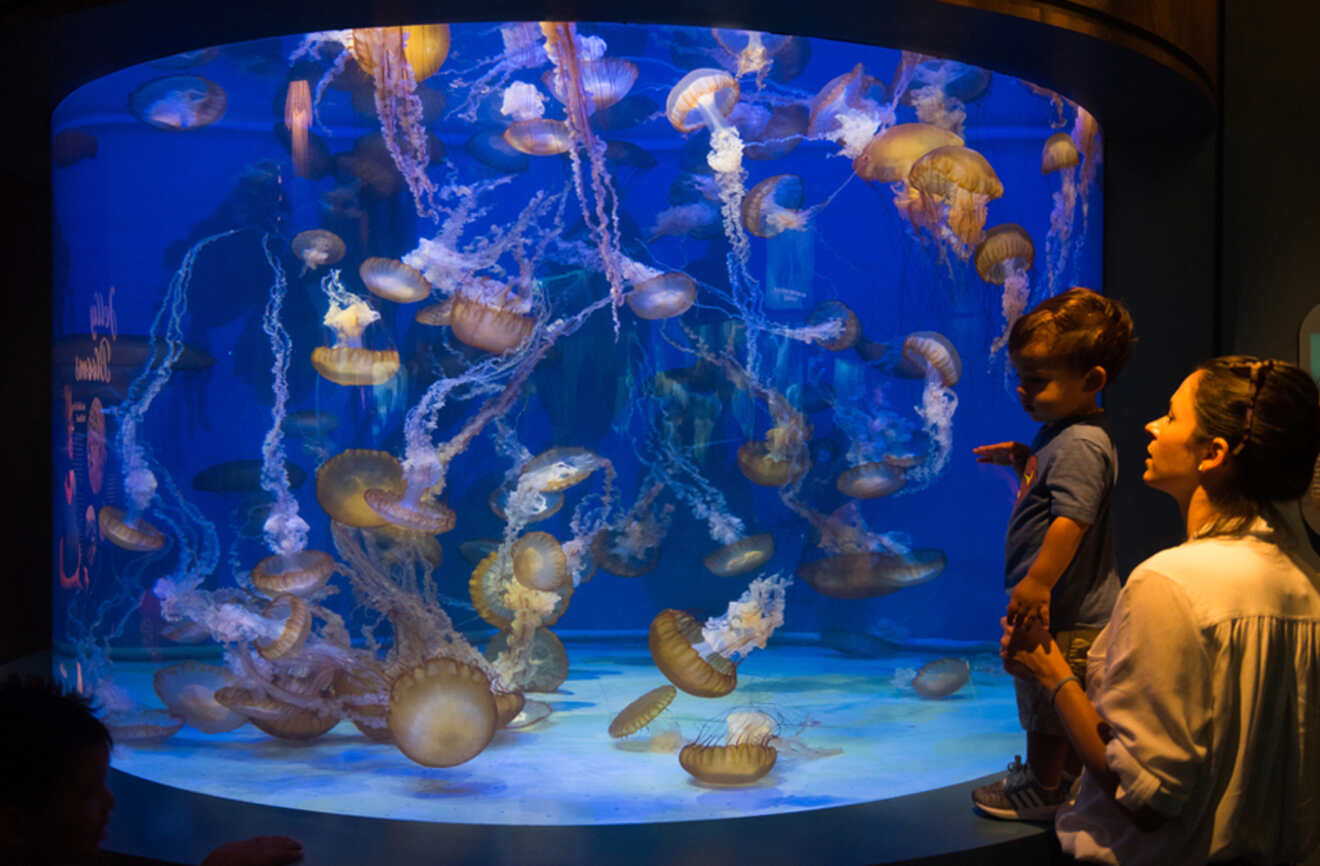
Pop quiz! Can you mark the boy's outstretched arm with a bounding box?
[1007,515,1089,628]
[973,441,1031,480]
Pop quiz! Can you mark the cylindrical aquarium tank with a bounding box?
[51,21,1101,828]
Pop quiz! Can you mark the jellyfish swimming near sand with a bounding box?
[608,684,677,738]
[649,573,792,697]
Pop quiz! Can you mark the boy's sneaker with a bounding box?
[971,755,1067,821]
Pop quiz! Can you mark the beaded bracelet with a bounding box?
[1049,675,1081,707]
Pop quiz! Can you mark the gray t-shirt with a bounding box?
[1004,412,1120,629]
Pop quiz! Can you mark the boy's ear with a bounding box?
[1083,365,1107,393]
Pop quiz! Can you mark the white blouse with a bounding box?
[1056,523,1320,865]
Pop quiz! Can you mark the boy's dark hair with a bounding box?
[0,675,112,813]
[1191,356,1320,535]
[1008,287,1135,385]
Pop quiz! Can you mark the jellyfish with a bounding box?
[503,118,574,156]
[702,533,774,577]
[901,331,961,487]
[511,531,569,591]
[385,657,497,766]
[807,299,861,351]
[741,174,810,239]
[104,710,185,744]
[711,28,789,83]
[214,685,340,741]
[290,229,345,275]
[853,122,964,238]
[835,462,906,499]
[414,300,452,327]
[911,657,971,698]
[128,75,227,130]
[646,202,721,242]
[542,56,638,113]
[908,145,1004,259]
[975,224,1035,357]
[900,56,991,139]
[1041,131,1081,295]
[490,481,563,523]
[359,257,431,304]
[310,270,399,386]
[470,550,574,630]
[797,548,946,598]
[483,627,569,693]
[649,573,792,697]
[1071,104,1102,268]
[593,479,674,578]
[678,716,778,785]
[609,684,678,738]
[152,661,246,733]
[540,22,631,328]
[666,67,751,274]
[448,276,536,354]
[445,23,550,122]
[284,78,313,178]
[315,449,405,528]
[807,63,890,159]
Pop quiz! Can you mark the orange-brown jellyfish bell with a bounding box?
[648,610,738,698]
[702,533,774,576]
[484,627,570,693]
[1042,131,1081,174]
[249,548,335,598]
[388,658,497,767]
[679,741,777,785]
[363,483,455,534]
[626,272,698,320]
[360,257,431,304]
[592,525,663,578]
[908,144,1004,253]
[311,288,399,386]
[901,331,962,387]
[98,505,166,551]
[975,224,1036,356]
[609,684,677,738]
[414,299,452,327]
[853,123,963,183]
[666,68,740,133]
[836,462,906,499]
[470,551,574,628]
[256,593,312,661]
[448,276,536,354]
[214,685,340,741]
[512,531,569,591]
[152,662,246,734]
[807,63,883,156]
[737,436,806,487]
[291,230,346,274]
[503,118,574,156]
[351,24,451,84]
[315,449,404,528]
[797,548,947,599]
[543,57,638,113]
[741,174,808,239]
[912,657,971,698]
[807,299,861,351]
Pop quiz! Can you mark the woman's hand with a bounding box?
[1000,617,1074,687]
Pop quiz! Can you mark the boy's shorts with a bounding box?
[1015,627,1101,737]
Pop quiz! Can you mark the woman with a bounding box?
[1002,356,1320,865]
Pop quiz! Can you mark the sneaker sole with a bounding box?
[972,800,1061,822]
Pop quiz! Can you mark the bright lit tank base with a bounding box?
[101,635,1020,825]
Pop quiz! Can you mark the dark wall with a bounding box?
[0,0,1236,663]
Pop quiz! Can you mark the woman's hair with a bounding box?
[1191,356,1320,536]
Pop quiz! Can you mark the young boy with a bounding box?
[0,674,304,865]
[970,287,1134,821]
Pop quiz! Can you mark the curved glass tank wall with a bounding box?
[51,22,1102,825]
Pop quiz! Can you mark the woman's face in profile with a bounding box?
[1143,372,1208,498]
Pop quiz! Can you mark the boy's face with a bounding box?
[1010,338,1102,423]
